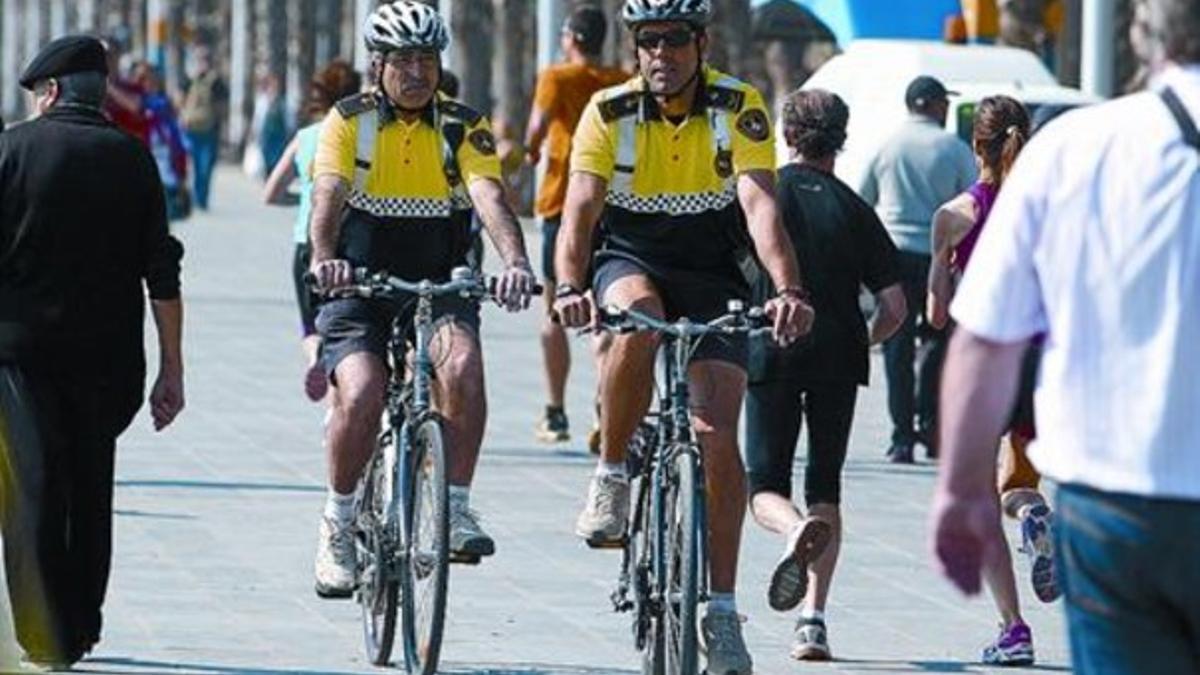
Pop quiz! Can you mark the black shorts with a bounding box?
[744,378,858,506]
[593,255,749,369]
[541,216,561,283]
[292,242,320,337]
[315,295,480,381]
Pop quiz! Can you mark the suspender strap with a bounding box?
[1160,87,1200,151]
[353,109,378,193]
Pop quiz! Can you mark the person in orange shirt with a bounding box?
[525,5,628,446]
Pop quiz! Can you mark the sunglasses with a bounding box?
[634,28,694,51]
[383,49,438,68]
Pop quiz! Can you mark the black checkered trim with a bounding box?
[348,192,471,218]
[605,189,735,215]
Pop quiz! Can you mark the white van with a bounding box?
[778,39,1100,189]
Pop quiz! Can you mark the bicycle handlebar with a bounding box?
[304,266,542,301]
[594,301,774,340]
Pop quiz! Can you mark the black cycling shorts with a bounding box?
[316,295,480,382]
[593,255,749,370]
[744,378,858,506]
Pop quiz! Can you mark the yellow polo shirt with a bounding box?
[570,66,775,214]
[314,92,502,219]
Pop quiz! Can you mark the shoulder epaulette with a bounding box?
[706,85,746,114]
[437,100,483,126]
[599,91,642,123]
[334,92,378,118]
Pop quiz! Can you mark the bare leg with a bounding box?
[983,499,1024,626]
[689,361,747,594]
[597,276,661,465]
[327,353,387,493]
[429,322,487,487]
[540,286,570,409]
[803,503,841,613]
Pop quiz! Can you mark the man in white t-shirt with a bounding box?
[929,1,1200,672]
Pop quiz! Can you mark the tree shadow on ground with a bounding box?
[78,657,638,675]
[829,658,1071,673]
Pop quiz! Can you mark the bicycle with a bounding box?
[313,266,525,673]
[596,301,771,675]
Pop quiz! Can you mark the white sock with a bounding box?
[800,607,825,623]
[708,592,737,615]
[324,490,355,525]
[449,484,470,505]
[595,461,627,479]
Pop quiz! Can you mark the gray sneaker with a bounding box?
[314,515,356,598]
[767,517,832,612]
[575,474,629,545]
[701,610,753,675]
[790,618,832,661]
[449,494,495,560]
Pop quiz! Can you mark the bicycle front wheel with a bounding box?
[400,415,450,675]
[358,442,400,666]
[663,444,700,675]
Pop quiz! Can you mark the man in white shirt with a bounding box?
[930,1,1200,672]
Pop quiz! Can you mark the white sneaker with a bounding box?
[575,474,629,544]
[791,618,832,661]
[449,493,496,559]
[314,515,356,598]
[767,517,832,612]
[701,610,753,675]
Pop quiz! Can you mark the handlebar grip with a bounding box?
[485,276,544,296]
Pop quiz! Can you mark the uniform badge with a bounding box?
[714,149,734,178]
[468,129,497,156]
[735,109,770,142]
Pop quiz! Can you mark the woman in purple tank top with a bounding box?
[927,96,1061,667]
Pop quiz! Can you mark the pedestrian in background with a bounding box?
[133,61,191,222]
[0,35,185,669]
[249,72,290,179]
[180,45,228,211]
[746,88,906,663]
[927,94,1054,667]
[100,37,148,144]
[524,4,627,447]
[932,1,1200,672]
[857,75,976,463]
[264,59,362,402]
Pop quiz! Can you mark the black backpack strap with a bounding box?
[1160,87,1200,151]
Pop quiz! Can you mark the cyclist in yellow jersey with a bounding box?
[307,1,537,599]
[554,1,814,672]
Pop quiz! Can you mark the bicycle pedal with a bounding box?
[449,552,482,565]
[585,536,627,550]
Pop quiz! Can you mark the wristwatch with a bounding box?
[777,286,810,302]
[555,282,583,299]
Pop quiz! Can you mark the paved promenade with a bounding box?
[3,167,1068,674]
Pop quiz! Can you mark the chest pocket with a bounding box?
[351,107,472,215]
[604,82,742,215]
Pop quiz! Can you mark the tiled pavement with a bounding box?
[2,167,1068,674]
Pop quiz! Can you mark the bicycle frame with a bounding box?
[649,327,711,611]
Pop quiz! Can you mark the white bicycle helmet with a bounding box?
[621,0,711,27]
[364,1,450,53]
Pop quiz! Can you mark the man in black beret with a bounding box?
[0,34,186,668]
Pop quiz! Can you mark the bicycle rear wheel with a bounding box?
[663,445,700,675]
[400,415,449,675]
[358,441,400,666]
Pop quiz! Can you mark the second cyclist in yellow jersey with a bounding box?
[553,2,816,673]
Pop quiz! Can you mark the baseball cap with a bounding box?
[905,75,957,109]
